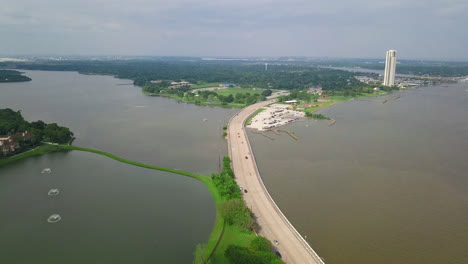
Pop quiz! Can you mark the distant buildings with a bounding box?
[219,83,236,87]
[168,81,192,89]
[0,132,32,156]
[384,50,397,86]
[307,87,323,95]
[355,76,378,84]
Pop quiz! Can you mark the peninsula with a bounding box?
[0,70,31,82]
[228,99,324,264]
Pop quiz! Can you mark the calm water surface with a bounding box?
[249,82,468,264]
[0,70,237,175]
[0,151,213,263]
[0,70,237,263]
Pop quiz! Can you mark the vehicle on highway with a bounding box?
[244,189,248,193]
[245,156,248,159]
[274,240,279,245]
[275,251,282,259]
[239,186,243,191]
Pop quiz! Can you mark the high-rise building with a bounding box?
[383,50,397,86]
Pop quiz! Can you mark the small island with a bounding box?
[0,70,31,83]
[0,108,73,157]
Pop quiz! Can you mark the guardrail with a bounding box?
[227,100,325,264]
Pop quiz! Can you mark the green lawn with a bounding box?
[299,91,389,115]
[209,225,257,264]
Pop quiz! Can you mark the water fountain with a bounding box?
[48,189,60,196]
[47,214,61,223]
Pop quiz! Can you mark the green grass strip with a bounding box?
[0,145,60,167]
[245,107,265,126]
[0,144,225,262]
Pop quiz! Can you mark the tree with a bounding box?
[261,89,272,96]
[219,200,253,230]
[193,243,207,264]
[250,237,273,252]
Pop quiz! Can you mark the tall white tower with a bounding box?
[383,50,397,86]
[265,63,268,71]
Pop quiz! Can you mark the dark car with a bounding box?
[275,251,282,259]
[244,189,248,193]
[245,156,248,159]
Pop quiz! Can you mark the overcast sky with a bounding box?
[1,0,466,60]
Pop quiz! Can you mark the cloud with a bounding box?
[0,0,467,59]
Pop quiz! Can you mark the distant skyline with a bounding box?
[1,0,467,60]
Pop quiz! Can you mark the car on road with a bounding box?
[239,186,243,191]
[274,251,282,259]
[245,156,248,159]
[244,189,248,193]
[274,240,279,245]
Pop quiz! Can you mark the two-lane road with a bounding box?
[227,100,324,264]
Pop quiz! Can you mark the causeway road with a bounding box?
[227,100,324,264]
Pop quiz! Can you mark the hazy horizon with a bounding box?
[1,0,467,60]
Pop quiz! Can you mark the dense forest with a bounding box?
[0,70,31,82]
[1,60,363,90]
[0,108,73,146]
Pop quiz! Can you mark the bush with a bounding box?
[193,243,207,264]
[219,200,253,230]
[249,237,273,252]
[225,245,281,264]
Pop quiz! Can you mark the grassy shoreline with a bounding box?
[0,144,258,264]
[245,108,266,125]
[145,92,247,108]
[0,145,64,167]
[293,91,390,117]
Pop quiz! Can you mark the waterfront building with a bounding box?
[384,50,397,86]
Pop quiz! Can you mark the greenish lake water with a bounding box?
[0,70,238,263]
[0,151,213,263]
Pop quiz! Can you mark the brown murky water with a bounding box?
[249,82,468,264]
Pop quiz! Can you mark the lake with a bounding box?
[0,70,238,263]
[249,82,468,264]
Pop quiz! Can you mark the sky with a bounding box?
[1,0,467,60]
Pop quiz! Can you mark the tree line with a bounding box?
[0,108,74,149]
[3,60,366,90]
[0,70,31,82]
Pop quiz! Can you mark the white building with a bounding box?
[383,50,397,86]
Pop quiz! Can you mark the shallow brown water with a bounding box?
[249,83,468,264]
